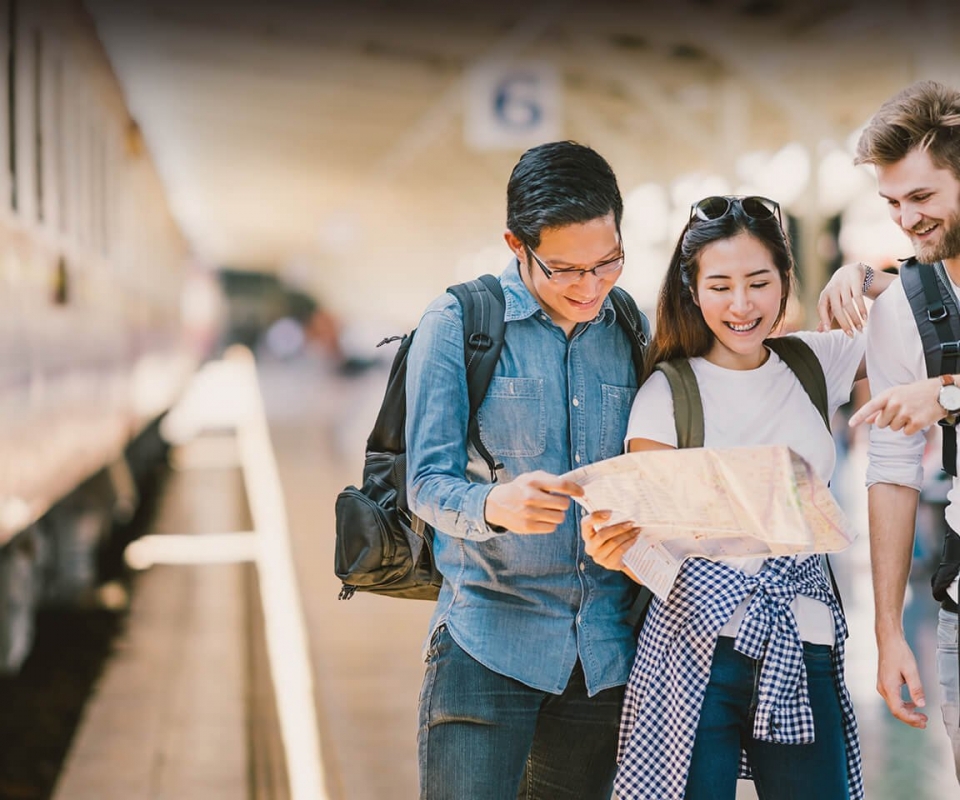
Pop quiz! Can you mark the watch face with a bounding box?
[940,383,960,413]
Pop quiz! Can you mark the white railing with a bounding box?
[128,346,328,800]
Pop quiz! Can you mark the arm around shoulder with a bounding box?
[817,261,897,335]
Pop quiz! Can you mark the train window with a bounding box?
[53,56,64,234]
[52,254,67,305]
[32,27,42,223]
[99,131,107,256]
[78,116,89,247]
[91,123,102,253]
[7,0,16,212]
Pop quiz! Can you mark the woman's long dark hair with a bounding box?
[644,203,795,381]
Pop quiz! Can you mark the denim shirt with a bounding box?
[405,261,639,695]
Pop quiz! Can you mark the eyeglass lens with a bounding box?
[551,258,623,283]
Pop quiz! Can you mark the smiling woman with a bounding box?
[694,232,786,370]
[582,195,868,800]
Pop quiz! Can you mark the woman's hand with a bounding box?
[817,260,896,335]
[581,510,642,574]
[817,261,871,335]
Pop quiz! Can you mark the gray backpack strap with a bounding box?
[900,261,960,614]
[900,260,960,379]
[900,260,960,477]
[653,359,704,449]
[766,336,846,609]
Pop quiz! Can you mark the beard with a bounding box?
[909,206,960,264]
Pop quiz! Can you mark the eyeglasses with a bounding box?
[689,195,782,225]
[526,245,625,286]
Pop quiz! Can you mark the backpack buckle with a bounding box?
[941,341,960,356]
[928,305,949,322]
[468,332,493,350]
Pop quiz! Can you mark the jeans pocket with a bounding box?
[424,623,447,664]
[938,611,959,653]
[802,642,834,679]
[802,642,832,656]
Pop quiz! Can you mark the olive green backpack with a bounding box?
[655,336,830,449]
[626,335,841,630]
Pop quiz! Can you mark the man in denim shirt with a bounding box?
[406,141,641,799]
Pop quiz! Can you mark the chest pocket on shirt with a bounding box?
[477,377,545,457]
[599,384,636,460]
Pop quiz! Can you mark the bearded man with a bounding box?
[837,80,960,783]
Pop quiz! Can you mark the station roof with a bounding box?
[85,0,960,318]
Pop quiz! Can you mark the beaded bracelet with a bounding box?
[861,263,875,295]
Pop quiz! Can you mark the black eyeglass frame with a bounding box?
[525,243,625,284]
[689,195,782,226]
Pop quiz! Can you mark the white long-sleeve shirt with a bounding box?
[865,274,960,602]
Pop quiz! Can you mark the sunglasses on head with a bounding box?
[689,195,782,225]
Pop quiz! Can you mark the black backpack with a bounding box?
[334,273,650,600]
[898,259,960,606]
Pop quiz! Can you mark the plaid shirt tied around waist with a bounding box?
[615,555,863,800]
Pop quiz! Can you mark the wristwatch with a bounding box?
[938,374,960,421]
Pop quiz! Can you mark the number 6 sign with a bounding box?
[464,60,562,150]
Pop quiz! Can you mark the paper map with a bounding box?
[562,445,856,599]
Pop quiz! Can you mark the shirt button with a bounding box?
[576,615,582,625]
[574,452,581,463]
[572,397,580,407]
[579,561,586,571]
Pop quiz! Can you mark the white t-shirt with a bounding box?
[626,330,865,644]
[866,275,960,603]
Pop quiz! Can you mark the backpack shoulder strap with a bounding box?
[900,259,960,378]
[763,335,845,608]
[655,338,830,448]
[609,286,650,381]
[765,336,831,431]
[653,359,704,449]
[446,274,506,480]
[366,331,414,455]
[900,259,960,476]
[607,287,653,634]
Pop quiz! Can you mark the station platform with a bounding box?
[49,352,958,800]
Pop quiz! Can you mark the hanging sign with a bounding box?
[464,60,562,150]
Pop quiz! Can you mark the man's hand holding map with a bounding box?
[563,445,856,600]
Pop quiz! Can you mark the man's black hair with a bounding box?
[506,140,623,249]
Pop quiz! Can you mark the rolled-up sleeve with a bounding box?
[405,296,501,540]
[864,281,927,491]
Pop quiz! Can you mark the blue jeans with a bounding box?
[418,624,623,800]
[937,608,960,783]
[685,636,849,800]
